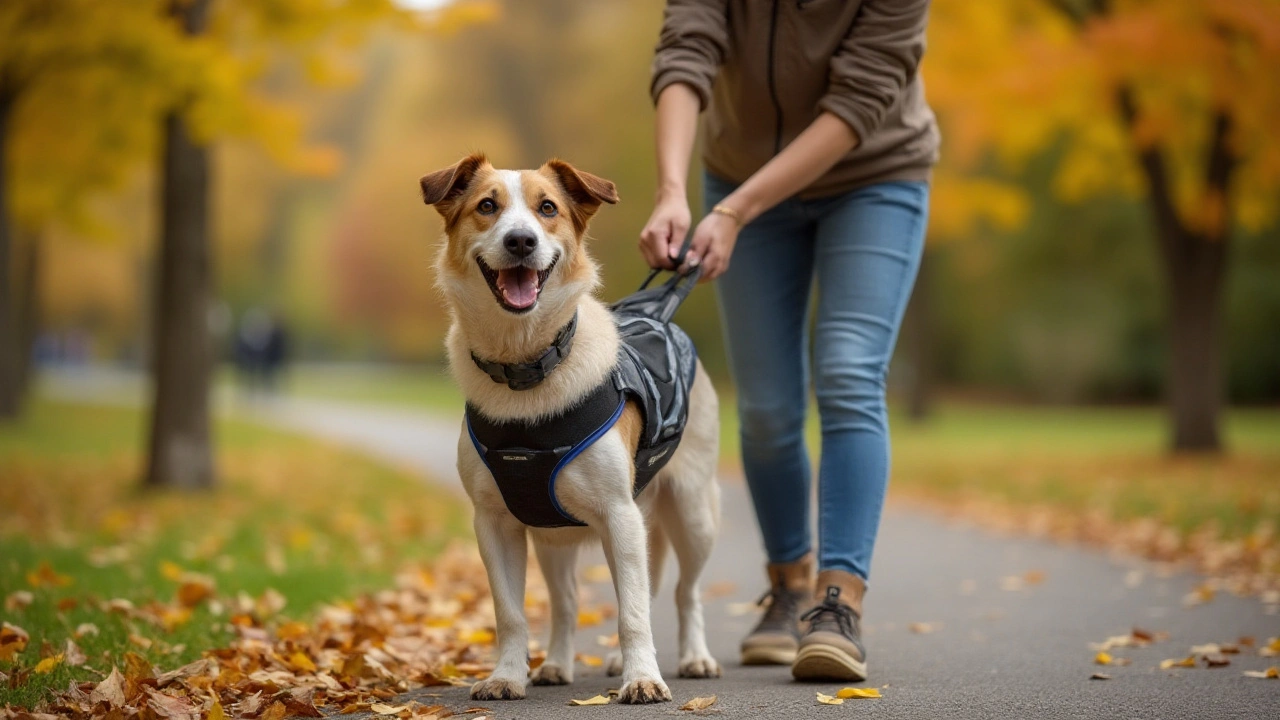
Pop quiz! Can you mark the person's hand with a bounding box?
[685,210,740,281]
[639,190,691,270]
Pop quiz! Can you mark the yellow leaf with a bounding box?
[577,610,604,628]
[816,692,844,705]
[576,654,603,668]
[1095,652,1113,665]
[461,629,494,644]
[679,695,717,710]
[159,561,184,581]
[26,561,73,588]
[567,695,610,706]
[836,687,881,699]
[371,703,409,715]
[290,652,317,673]
[35,654,64,674]
[209,701,227,720]
[1160,656,1196,669]
[1242,667,1279,679]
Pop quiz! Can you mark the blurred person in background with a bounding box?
[234,308,291,395]
[640,0,939,682]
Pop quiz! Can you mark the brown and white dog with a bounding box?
[421,155,722,704]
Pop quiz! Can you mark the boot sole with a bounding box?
[791,644,868,682]
[740,646,797,666]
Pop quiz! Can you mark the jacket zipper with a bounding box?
[767,0,783,154]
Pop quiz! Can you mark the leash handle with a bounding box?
[639,232,700,292]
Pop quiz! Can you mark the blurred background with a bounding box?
[1,0,1278,705]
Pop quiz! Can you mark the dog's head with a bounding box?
[423,154,618,319]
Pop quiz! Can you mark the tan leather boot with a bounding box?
[791,569,867,681]
[739,553,814,665]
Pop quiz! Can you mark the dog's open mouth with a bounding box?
[477,254,559,313]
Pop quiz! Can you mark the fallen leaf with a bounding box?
[836,687,881,699]
[582,565,612,583]
[1160,656,1196,669]
[680,695,717,710]
[1090,673,1112,680]
[727,601,756,617]
[576,653,604,667]
[461,629,494,644]
[1183,584,1214,607]
[176,577,215,607]
[4,591,33,611]
[26,561,73,588]
[34,654,63,674]
[1243,667,1279,679]
[259,700,287,720]
[460,707,492,714]
[816,692,844,705]
[703,581,736,600]
[1203,653,1230,668]
[63,639,87,667]
[159,561,185,581]
[1131,627,1155,643]
[371,703,409,715]
[1190,643,1220,655]
[146,688,200,720]
[1094,652,1113,666]
[577,610,604,628]
[909,622,939,635]
[74,623,99,639]
[289,651,318,673]
[1023,570,1046,585]
[568,695,610,706]
[596,634,618,648]
[209,701,227,720]
[90,667,127,707]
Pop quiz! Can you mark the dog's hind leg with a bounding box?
[531,541,579,686]
[662,473,723,679]
[469,508,531,701]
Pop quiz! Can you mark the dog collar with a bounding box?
[471,312,578,391]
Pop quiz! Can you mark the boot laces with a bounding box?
[800,586,857,637]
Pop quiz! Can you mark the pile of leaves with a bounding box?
[2,544,543,719]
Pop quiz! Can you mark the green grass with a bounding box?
[0,400,469,708]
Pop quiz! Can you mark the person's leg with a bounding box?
[792,181,928,682]
[706,172,817,665]
[707,172,816,568]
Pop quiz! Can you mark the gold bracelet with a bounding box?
[711,203,745,226]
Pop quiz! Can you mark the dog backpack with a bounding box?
[465,263,701,528]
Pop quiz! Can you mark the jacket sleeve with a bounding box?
[650,0,729,111]
[818,0,930,142]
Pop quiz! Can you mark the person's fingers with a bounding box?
[639,217,672,269]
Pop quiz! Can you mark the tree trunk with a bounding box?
[15,231,40,398]
[146,109,215,489]
[1163,229,1226,451]
[0,82,21,419]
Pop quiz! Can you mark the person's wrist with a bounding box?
[656,179,687,201]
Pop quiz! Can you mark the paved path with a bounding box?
[43,368,1280,718]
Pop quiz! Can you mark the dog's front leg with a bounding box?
[599,501,671,704]
[470,508,530,701]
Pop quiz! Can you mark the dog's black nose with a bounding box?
[503,230,538,259]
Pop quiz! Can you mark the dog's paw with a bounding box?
[605,651,623,677]
[530,662,572,686]
[470,677,526,701]
[617,678,671,704]
[677,654,722,679]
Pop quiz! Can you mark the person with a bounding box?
[640,0,939,682]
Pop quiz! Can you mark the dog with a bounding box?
[421,154,722,704]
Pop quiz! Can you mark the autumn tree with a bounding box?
[926,0,1280,452]
[0,1,182,418]
[146,0,401,488]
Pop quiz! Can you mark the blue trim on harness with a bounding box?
[465,396,626,526]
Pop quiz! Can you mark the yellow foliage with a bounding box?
[927,0,1280,235]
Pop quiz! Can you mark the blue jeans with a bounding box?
[706,173,928,582]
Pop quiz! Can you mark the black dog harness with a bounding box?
[465,262,701,528]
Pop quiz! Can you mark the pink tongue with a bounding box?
[497,267,538,308]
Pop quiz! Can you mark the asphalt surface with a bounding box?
[44,368,1280,718]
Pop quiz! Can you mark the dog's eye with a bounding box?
[538,200,558,217]
[477,198,497,215]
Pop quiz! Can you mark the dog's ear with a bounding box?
[420,154,489,217]
[542,159,619,232]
